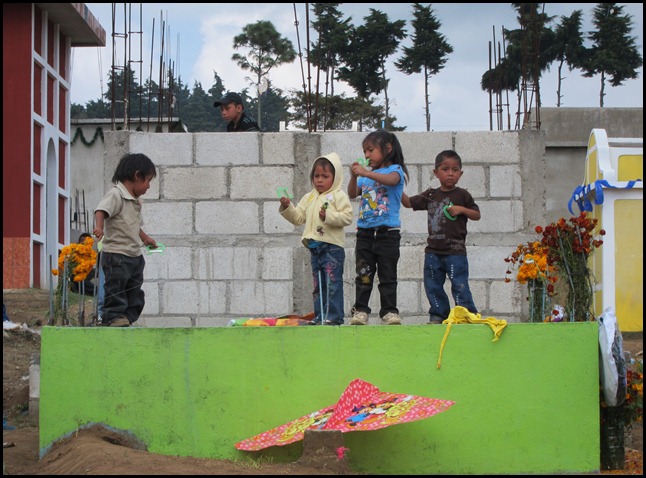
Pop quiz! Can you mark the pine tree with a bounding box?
[337,9,406,130]
[308,3,353,130]
[232,20,296,129]
[582,3,643,107]
[395,3,453,131]
[549,10,587,107]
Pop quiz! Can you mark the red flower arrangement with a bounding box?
[505,212,605,322]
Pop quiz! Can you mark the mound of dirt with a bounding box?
[3,425,356,475]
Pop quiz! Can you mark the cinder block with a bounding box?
[161,281,226,315]
[195,201,259,234]
[262,133,294,164]
[261,247,293,280]
[320,132,366,164]
[231,166,292,199]
[398,131,453,164]
[163,167,227,199]
[130,132,193,166]
[455,131,520,163]
[144,247,192,280]
[490,165,522,198]
[195,132,260,165]
[264,202,295,234]
[143,202,193,236]
[490,279,524,315]
[229,281,291,315]
[471,201,523,233]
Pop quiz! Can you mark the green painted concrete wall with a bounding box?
[39,322,600,474]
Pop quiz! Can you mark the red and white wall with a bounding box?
[3,3,104,289]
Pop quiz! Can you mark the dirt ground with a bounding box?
[3,289,643,475]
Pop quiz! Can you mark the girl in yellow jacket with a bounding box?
[279,152,353,325]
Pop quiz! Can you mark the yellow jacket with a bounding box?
[280,152,353,248]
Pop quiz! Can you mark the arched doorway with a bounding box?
[45,138,58,289]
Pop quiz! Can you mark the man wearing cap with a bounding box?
[213,92,260,132]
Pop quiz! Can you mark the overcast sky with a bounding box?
[70,3,643,131]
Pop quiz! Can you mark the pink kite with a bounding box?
[235,378,455,451]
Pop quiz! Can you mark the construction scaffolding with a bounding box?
[110,3,179,131]
[487,6,543,131]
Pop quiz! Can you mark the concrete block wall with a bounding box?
[102,129,546,327]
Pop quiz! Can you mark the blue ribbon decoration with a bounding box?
[568,179,642,214]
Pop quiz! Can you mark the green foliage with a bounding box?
[480,3,642,111]
[395,3,453,131]
[289,92,390,131]
[309,3,352,96]
[482,3,557,96]
[549,10,586,106]
[71,127,104,146]
[306,3,354,126]
[249,87,292,132]
[232,20,296,129]
[581,3,643,107]
[185,81,219,132]
[68,12,416,132]
[337,9,406,100]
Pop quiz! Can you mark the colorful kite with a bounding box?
[235,378,455,451]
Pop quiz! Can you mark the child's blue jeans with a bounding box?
[309,243,345,324]
[424,252,477,321]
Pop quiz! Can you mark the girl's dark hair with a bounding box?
[362,129,409,183]
[310,157,334,183]
[111,153,157,184]
[435,150,462,169]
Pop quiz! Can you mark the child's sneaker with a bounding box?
[349,310,369,325]
[382,312,402,325]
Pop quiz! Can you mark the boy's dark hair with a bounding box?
[435,150,462,169]
[78,232,92,243]
[362,129,409,183]
[310,157,334,183]
[111,153,157,184]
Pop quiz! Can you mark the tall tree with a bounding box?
[232,20,296,128]
[582,3,643,107]
[549,10,587,107]
[309,3,353,129]
[480,4,557,128]
[337,9,406,130]
[395,3,453,131]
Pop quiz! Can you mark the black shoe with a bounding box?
[324,320,343,326]
[428,315,444,324]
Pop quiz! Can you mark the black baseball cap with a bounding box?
[213,92,243,107]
